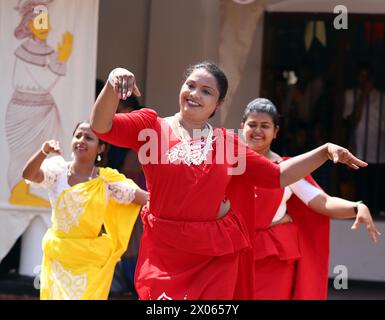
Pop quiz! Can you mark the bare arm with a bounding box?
[309,193,360,218]
[91,68,141,133]
[91,82,119,133]
[279,143,367,187]
[308,194,381,243]
[134,189,149,206]
[22,140,61,183]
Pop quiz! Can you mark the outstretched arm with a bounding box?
[308,194,380,243]
[279,143,367,187]
[91,68,141,133]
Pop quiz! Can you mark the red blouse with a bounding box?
[95,108,281,221]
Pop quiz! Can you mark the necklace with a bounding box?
[67,163,97,181]
[167,116,215,166]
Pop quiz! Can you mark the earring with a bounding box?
[97,154,101,162]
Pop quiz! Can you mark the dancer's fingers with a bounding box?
[122,76,128,100]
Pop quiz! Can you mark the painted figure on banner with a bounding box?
[6,0,73,207]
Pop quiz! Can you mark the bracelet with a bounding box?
[41,145,49,157]
[107,69,116,86]
[354,200,364,215]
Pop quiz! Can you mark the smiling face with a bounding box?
[241,112,279,155]
[71,123,104,162]
[179,68,222,124]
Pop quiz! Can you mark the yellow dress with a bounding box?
[32,156,141,299]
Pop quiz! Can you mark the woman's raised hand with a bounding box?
[326,143,368,169]
[42,140,61,156]
[351,204,381,243]
[107,68,141,100]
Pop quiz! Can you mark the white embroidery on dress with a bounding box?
[166,121,215,166]
[41,166,62,188]
[49,260,87,300]
[108,181,137,204]
[167,138,215,166]
[26,156,66,189]
[54,185,88,233]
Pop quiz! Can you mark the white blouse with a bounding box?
[27,156,138,220]
[271,178,323,223]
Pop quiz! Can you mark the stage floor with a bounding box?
[1,275,384,300]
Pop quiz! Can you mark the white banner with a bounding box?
[0,0,99,264]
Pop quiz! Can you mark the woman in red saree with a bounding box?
[91,63,368,300]
[230,98,380,300]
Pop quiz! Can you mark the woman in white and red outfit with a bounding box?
[90,63,367,300]
[230,98,380,300]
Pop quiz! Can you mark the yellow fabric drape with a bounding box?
[40,168,141,300]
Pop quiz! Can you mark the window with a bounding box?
[261,12,385,219]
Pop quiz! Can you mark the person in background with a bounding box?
[230,98,380,300]
[343,63,385,217]
[22,122,148,299]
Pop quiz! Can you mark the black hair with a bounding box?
[241,98,279,127]
[73,121,106,146]
[184,62,228,119]
[184,61,228,101]
[118,95,141,111]
[95,79,105,100]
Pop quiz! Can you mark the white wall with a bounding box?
[329,220,385,282]
[145,0,220,118]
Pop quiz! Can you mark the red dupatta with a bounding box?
[284,157,330,300]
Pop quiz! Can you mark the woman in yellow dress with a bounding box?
[22,122,148,300]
